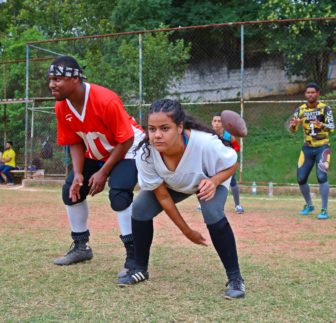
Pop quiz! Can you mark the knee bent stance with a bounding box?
[109,189,133,211]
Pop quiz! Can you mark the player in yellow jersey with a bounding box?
[0,141,16,186]
[289,83,334,219]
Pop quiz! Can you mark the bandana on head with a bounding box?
[48,64,86,79]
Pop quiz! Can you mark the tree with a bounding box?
[111,0,172,32]
[256,0,336,90]
[84,30,190,104]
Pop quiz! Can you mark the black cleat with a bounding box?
[54,242,93,265]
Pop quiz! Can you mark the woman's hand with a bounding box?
[197,179,217,201]
[185,229,207,246]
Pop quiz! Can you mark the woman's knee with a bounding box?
[201,203,227,225]
[132,192,161,221]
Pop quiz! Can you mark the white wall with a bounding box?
[168,58,306,102]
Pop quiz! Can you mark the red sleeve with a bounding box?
[231,138,240,152]
[103,97,134,144]
[55,103,82,146]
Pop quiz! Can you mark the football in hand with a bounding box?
[220,110,247,137]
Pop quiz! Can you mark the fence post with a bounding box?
[239,25,245,183]
[3,64,7,146]
[29,101,35,177]
[138,33,143,126]
[24,44,30,178]
[65,145,69,176]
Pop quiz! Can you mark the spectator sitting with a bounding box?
[0,141,16,186]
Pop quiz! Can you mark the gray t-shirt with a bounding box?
[136,129,237,194]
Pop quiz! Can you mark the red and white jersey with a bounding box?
[55,83,144,160]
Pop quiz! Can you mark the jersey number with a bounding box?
[77,131,114,160]
[309,123,316,136]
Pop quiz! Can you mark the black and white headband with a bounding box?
[48,64,86,79]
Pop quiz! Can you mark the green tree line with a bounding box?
[1,0,336,154]
[1,0,336,97]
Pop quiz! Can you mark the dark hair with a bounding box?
[136,99,225,161]
[6,141,13,146]
[305,82,320,92]
[212,112,221,118]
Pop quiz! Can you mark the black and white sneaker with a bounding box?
[224,278,245,299]
[117,269,149,287]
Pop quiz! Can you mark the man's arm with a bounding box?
[88,136,134,196]
[68,142,86,202]
[312,106,335,133]
[2,151,14,163]
[323,106,335,133]
[153,183,207,246]
[70,142,86,175]
[289,108,301,133]
[2,156,11,163]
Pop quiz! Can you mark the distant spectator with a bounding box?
[28,157,43,171]
[0,141,16,186]
[32,157,42,170]
[0,151,4,182]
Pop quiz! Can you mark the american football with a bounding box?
[221,110,248,137]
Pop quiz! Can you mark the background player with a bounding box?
[289,82,334,219]
[118,99,245,299]
[48,56,144,277]
[212,113,244,214]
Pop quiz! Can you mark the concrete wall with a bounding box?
[168,58,306,102]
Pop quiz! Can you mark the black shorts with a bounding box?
[62,158,138,208]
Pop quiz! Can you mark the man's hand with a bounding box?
[69,173,84,202]
[289,117,301,127]
[197,179,217,201]
[88,170,108,196]
[312,119,324,129]
[185,229,207,246]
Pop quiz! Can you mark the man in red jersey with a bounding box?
[48,56,144,277]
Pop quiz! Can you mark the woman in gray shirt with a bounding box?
[117,99,245,299]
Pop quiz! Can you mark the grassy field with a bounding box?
[1,186,336,322]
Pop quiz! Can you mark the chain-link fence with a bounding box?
[1,17,336,183]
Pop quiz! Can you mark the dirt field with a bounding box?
[1,185,335,261]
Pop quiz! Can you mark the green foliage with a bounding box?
[0,27,47,98]
[111,0,172,32]
[257,0,336,89]
[84,31,190,103]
